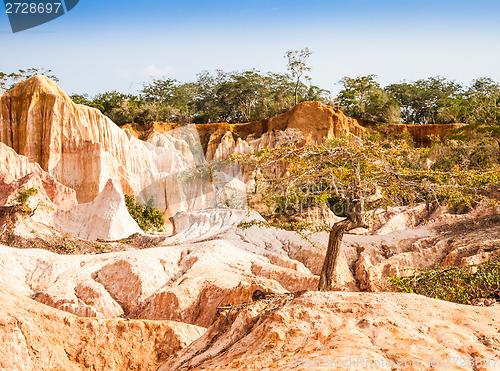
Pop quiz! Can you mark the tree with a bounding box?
[193,70,228,123]
[80,91,141,125]
[241,137,499,291]
[0,68,58,93]
[338,75,400,122]
[215,70,266,122]
[385,76,462,124]
[141,78,179,105]
[285,48,312,106]
[69,93,92,105]
[465,77,500,125]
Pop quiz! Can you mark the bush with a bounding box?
[389,259,500,304]
[429,139,499,172]
[15,187,38,205]
[125,195,165,232]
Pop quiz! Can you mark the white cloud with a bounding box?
[142,65,174,78]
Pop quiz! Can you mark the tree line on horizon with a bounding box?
[70,69,330,126]
[1,66,499,128]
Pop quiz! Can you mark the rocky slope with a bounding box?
[0,284,204,371]
[0,141,77,211]
[0,205,499,370]
[0,206,498,325]
[160,291,499,370]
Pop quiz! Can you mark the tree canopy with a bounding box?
[285,48,312,106]
[74,73,500,127]
[3,64,500,129]
[68,69,329,126]
[239,135,500,290]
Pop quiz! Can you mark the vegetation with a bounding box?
[60,241,76,253]
[238,136,500,291]
[285,48,312,106]
[337,74,400,123]
[94,244,111,253]
[338,75,500,126]
[390,259,500,304]
[0,68,58,92]
[3,61,500,130]
[15,187,38,206]
[66,72,500,128]
[69,68,329,125]
[124,195,165,232]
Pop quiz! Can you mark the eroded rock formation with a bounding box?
[0,76,216,222]
[200,101,459,163]
[53,179,142,241]
[0,142,77,210]
[1,77,499,370]
[160,291,499,370]
[0,284,204,371]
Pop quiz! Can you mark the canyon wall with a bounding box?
[0,76,216,221]
[197,102,459,163]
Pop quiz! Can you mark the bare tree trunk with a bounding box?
[318,159,368,291]
[496,138,500,164]
[294,79,299,106]
[318,219,351,291]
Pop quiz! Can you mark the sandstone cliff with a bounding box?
[0,76,220,228]
[0,141,77,210]
[200,101,364,162]
[200,101,459,164]
[1,131,143,241]
[359,118,463,146]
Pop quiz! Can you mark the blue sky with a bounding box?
[1,0,500,96]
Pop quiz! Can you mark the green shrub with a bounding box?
[390,259,500,304]
[125,195,165,232]
[60,241,76,253]
[94,244,111,253]
[15,187,38,205]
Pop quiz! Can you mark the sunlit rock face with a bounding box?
[0,284,205,371]
[0,142,77,211]
[203,101,366,162]
[159,291,499,371]
[0,76,219,219]
[53,179,142,241]
[202,100,461,166]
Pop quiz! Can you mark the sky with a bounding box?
[1,0,500,96]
